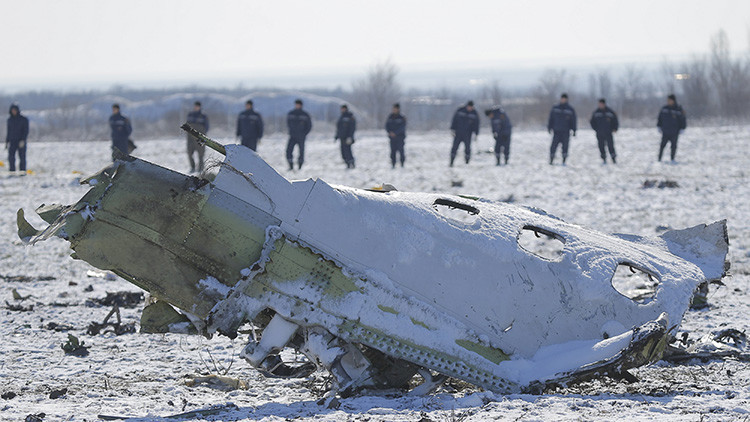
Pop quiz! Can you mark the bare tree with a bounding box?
[534,69,571,105]
[351,58,401,128]
[680,56,712,118]
[532,69,574,124]
[710,29,733,115]
[483,79,504,106]
[588,69,613,100]
[616,65,653,119]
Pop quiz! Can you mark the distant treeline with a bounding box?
[1,30,747,142]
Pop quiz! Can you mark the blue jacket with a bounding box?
[187,110,209,133]
[335,111,356,140]
[109,112,132,144]
[287,108,312,140]
[489,109,512,138]
[589,106,619,134]
[657,104,686,135]
[548,103,577,133]
[385,112,407,139]
[450,106,479,138]
[236,109,263,140]
[6,104,29,145]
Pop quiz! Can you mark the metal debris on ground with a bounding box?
[61,334,89,357]
[85,292,143,308]
[87,304,136,336]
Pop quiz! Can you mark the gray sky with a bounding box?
[1,0,748,91]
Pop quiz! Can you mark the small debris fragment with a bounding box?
[25,413,45,422]
[85,291,143,308]
[184,375,248,391]
[451,180,463,187]
[0,274,55,283]
[499,194,515,203]
[44,322,74,332]
[61,334,89,357]
[1,391,17,400]
[5,301,33,312]
[49,388,67,399]
[643,179,679,189]
[12,288,31,301]
[86,270,117,281]
[87,305,135,335]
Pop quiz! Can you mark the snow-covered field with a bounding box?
[2,125,749,421]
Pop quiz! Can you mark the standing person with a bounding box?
[335,104,357,169]
[449,100,479,166]
[385,103,406,168]
[485,106,512,166]
[589,98,619,164]
[6,104,29,173]
[547,93,577,165]
[286,99,312,170]
[657,94,687,162]
[236,100,264,152]
[186,101,209,172]
[109,104,132,161]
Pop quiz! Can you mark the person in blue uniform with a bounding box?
[589,98,619,164]
[186,101,209,172]
[286,99,312,170]
[656,94,687,162]
[485,106,512,165]
[449,101,479,166]
[109,104,132,161]
[335,104,357,169]
[6,104,29,172]
[547,93,577,165]
[385,103,406,168]
[236,100,264,152]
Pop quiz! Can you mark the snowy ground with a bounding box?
[1,125,749,421]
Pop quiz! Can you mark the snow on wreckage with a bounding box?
[16,124,729,397]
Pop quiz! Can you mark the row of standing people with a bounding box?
[544,93,686,165]
[104,94,687,171]
[187,99,407,172]
[4,94,686,174]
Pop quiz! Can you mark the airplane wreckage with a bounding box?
[17,125,729,396]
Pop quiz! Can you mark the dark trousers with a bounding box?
[286,137,306,167]
[7,141,26,171]
[596,133,616,161]
[187,136,205,171]
[494,134,511,163]
[389,136,405,167]
[340,139,354,165]
[241,137,258,152]
[450,135,472,163]
[550,131,570,161]
[659,133,679,161]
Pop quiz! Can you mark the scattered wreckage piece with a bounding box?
[17,126,729,395]
[86,304,136,336]
[664,328,750,363]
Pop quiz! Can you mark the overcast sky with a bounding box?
[1,0,748,91]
